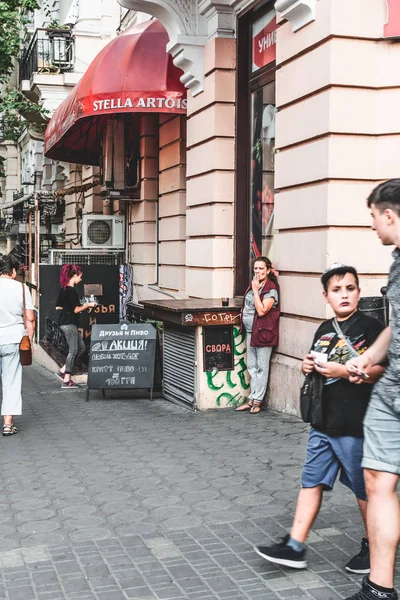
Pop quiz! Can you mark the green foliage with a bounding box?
[47,20,71,30]
[0,0,39,83]
[0,87,49,142]
[0,156,5,179]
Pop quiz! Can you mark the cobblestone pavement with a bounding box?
[0,364,398,600]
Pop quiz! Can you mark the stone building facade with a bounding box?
[115,0,398,412]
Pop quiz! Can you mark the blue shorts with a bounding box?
[301,428,367,500]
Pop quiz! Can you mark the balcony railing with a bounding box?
[19,28,74,83]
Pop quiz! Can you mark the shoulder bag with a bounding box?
[332,318,359,358]
[300,370,325,427]
[19,283,32,366]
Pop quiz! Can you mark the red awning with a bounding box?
[44,19,186,165]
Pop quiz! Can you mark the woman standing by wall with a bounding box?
[56,264,97,389]
[0,254,35,435]
[236,257,280,414]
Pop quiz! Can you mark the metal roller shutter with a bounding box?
[163,326,196,409]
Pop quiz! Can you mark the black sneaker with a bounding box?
[346,538,370,574]
[254,535,307,569]
[345,577,398,600]
[61,380,80,390]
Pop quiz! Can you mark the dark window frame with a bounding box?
[235,0,277,296]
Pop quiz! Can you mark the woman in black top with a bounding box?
[56,264,96,389]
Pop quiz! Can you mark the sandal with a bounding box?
[235,402,253,412]
[3,424,18,436]
[250,403,261,414]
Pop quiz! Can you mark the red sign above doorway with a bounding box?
[252,10,277,72]
[384,0,400,38]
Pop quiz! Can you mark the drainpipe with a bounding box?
[34,192,39,306]
[28,210,32,283]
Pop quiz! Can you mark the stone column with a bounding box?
[127,114,158,297]
[158,114,187,293]
[185,38,236,298]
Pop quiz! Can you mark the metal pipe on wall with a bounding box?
[28,210,32,284]
[34,192,40,307]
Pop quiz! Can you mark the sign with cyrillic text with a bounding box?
[87,323,156,392]
[252,9,277,72]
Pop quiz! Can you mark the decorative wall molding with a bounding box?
[118,0,238,95]
[198,0,235,39]
[119,0,207,95]
[274,0,316,32]
[168,37,206,97]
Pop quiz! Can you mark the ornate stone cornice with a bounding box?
[198,0,235,39]
[117,0,319,97]
[168,36,207,96]
[119,0,207,95]
[274,0,316,32]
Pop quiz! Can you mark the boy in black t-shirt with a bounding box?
[254,264,385,574]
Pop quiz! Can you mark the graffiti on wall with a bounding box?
[206,326,250,407]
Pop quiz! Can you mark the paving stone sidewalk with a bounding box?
[0,363,397,600]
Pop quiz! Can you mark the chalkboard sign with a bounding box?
[87,323,156,400]
[203,326,234,372]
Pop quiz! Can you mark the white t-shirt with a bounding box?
[0,279,35,345]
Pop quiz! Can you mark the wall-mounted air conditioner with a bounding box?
[82,215,125,249]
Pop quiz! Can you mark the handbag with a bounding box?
[19,283,32,366]
[300,371,325,427]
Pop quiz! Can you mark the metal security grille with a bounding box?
[163,327,196,409]
[50,250,125,266]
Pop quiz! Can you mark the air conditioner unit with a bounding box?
[82,215,125,249]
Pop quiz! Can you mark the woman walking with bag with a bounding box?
[56,264,97,389]
[0,254,35,436]
[236,256,280,414]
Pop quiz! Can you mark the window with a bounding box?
[250,81,275,261]
[235,1,276,295]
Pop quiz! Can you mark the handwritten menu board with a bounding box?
[87,323,156,399]
[203,326,234,372]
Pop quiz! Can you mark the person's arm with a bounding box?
[74,302,97,314]
[361,364,385,384]
[254,292,274,317]
[302,354,315,374]
[346,326,391,376]
[314,362,349,379]
[24,309,35,343]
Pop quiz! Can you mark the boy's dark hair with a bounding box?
[321,263,359,292]
[253,256,279,287]
[367,178,400,215]
[0,254,20,276]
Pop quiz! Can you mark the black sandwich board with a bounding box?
[86,322,156,401]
